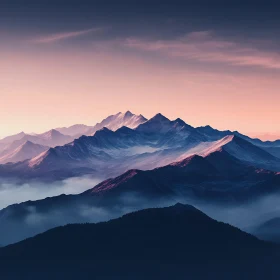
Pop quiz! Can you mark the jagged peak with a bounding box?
[172,118,194,129]
[116,126,134,133]
[174,118,186,124]
[93,127,113,136]
[150,113,170,122]
[124,110,133,117]
[118,111,146,120]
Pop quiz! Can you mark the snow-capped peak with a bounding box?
[86,111,147,135]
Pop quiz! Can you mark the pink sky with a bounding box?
[1,32,280,140]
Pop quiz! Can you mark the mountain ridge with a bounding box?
[1,204,280,279]
[0,112,279,181]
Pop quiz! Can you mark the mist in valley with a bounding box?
[2,185,280,246]
[1,170,280,246]
[0,176,103,210]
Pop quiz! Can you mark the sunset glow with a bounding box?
[1,1,279,140]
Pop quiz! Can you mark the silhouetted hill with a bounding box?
[1,204,280,279]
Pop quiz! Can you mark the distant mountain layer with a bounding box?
[55,111,147,137]
[0,111,147,166]
[0,130,73,152]
[1,204,280,280]
[0,132,26,145]
[0,112,279,181]
[55,124,92,137]
[0,130,75,165]
[0,141,48,164]
[0,112,279,179]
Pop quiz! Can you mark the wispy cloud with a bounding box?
[125,31,280,70]
[33,27,103,44]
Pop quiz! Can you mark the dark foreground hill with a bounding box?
[1,204,280,280]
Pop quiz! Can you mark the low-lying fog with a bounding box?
[1,177,280,246]
[1,176,280,232]
[0,176,103,210]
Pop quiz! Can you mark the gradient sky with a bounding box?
[1,0,280,139]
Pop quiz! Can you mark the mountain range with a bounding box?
[1,204,280,280]
[0,111,280,246]
[0,130,73,164]
[0,111,279,181]
[55,111,147,137]
[0,111,146,165]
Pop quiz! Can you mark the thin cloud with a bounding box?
[125,31,280,70]
[33,27,103,44]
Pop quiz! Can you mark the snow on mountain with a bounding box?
[197,125,280,156]
[1,112,280,180]
[175,135,280,171]
[86,111,147,136]
[54,112,147,138]
[0,141,48,164]
[105,111,147,131]
[1,118,279,181]
[27,126,152,170]
[22,114,200,176]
